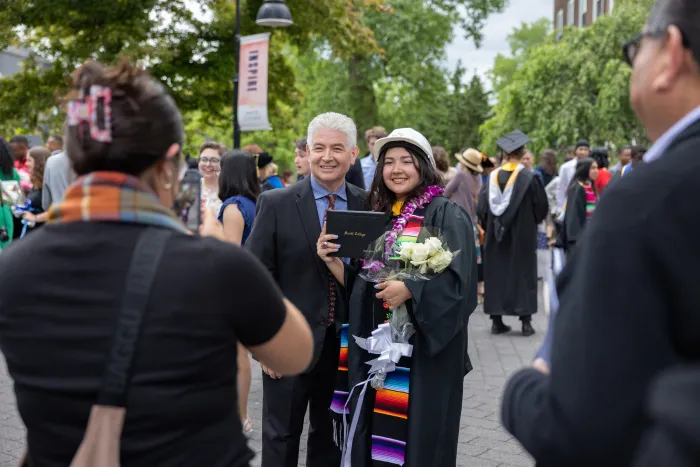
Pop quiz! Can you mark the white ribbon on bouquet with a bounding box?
[340,323,413,467]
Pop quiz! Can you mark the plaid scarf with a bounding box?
[46,171,189,233]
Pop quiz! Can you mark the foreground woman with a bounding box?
[318,129,476,467]
[0,59,312,467]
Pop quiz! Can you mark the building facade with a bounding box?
[553,0,615,32]
[0,47,31,78]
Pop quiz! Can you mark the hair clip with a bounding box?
[67,85,113,143]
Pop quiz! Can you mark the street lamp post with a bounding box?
[233,0,293,149]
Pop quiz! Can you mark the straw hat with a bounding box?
[455,148,483,173]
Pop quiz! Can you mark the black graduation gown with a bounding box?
[562,183,588,253]
[344,197,477,467]
[477,168,548,317]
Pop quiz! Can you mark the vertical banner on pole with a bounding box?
[238,33,272,132]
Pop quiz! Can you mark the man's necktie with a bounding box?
[324,194,337,326]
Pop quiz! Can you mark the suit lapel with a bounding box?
[296,179,329,283]
[347,184,367,212]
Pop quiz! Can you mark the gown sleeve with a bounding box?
[403,199,477,357]
[343,262,361,296]
[531,176,549,224]
[564,185,586,250]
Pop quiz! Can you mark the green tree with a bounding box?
[0,0,383,138]
[452,73,491,152]
[480,0,655,156]
[1,0,504,160]
[345,0,508,142]
[490,17,551,93]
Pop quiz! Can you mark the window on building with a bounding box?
[580,0,587,26]
[593,0,604,21]
[557,9,564,32]
[567,0,575,25]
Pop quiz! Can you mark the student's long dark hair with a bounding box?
[590,147,609,169]
[368,145,444,215]
[218,150,260,202]
[0,137,15,178]
[568,157,596,195]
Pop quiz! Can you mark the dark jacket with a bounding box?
[245,177,368,368]
[501,118,700,466]
[346,158,365,190]
[554,183,589,252]
[534,165,554,188]
[634,367,700,467]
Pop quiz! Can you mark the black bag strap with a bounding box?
[96,228,173,408]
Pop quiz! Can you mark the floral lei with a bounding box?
[363,185,444,273]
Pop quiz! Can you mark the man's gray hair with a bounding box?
[648,0,700,65]
[307,112,358,149]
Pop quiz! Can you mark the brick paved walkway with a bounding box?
[0,306,546,467]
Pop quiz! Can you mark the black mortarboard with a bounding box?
[495,130,531,154]
[256,152,273,168]
[575,139,590,149]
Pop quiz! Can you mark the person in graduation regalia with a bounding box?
[317,128,477,467]
[477,130,548,336]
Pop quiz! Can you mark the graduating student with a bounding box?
[477,130,548,336]
[559,158,599,253]
[317,129,476,467]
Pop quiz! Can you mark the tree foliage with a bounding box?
[1,0,506,170]
[480,0,655,156]
[0,0,382,137]
[344,0,507,142]
[490,17,551,93]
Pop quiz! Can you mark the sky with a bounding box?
[445,0,553,89]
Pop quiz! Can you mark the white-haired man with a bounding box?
[247,112,368,467]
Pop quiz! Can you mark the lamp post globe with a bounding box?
[255,0,293,28]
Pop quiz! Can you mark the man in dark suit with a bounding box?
[345,155,365,189]
[501,1,700,466]
[246,112,367,467]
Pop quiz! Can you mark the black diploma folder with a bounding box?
[326,210,388,259]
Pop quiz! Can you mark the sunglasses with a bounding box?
[623,27,694,67]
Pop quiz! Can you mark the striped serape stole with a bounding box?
[583,182,597,218]
[331,323,350,448]
[371,208,424,466]
[388,214,423,261]
[371,363,411,466]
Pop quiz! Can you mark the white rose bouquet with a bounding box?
[397,236,454,275]
[360,230,459,284]
[358,228,459,390]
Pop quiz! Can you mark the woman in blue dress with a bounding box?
[217,149,259,432]
[218,150,258,247]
